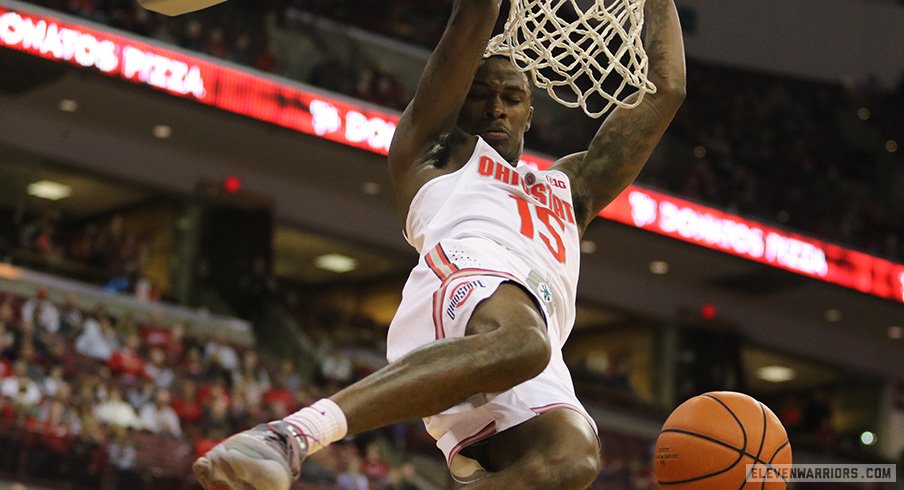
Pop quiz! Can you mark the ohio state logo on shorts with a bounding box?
[445,279,487,320]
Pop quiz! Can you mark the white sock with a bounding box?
[281,399,348,454]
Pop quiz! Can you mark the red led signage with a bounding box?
[2,2,902,304]
[0,3,396,154]
[599,187,904,303]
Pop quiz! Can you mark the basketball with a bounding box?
[654,392,792,489]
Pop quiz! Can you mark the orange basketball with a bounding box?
[654,391,792,489]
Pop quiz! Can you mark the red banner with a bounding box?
[2,2,903,304]
[599,188,904,302]
[0,4,396,154]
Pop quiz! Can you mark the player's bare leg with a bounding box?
[194,284,552,489]
[463,408,600,490]
[331,284,550,433]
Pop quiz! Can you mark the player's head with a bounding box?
[457,55,534,163]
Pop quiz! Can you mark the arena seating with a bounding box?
[0,281,423,489]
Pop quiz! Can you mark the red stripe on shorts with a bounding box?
[425,243,459,281]
[447,420,497,465]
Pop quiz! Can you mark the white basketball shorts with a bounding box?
[386,236,597,483]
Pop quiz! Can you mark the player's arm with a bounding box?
[387,0,503,180]
[552,0,686,233]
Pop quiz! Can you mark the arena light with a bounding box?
[3,2,903,304]
[27,180,71,200]
[824,309,843,323]
[361,182,380,195]
[888,325,903,340]
[649,260,669,275]
[152,124,172,139]
[58,98,78,112]
[314,253,357,273]
[223,176,241,193]
[756,365,796,383]
[860,431,877,446]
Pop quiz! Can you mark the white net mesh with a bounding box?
[486,0,656,118]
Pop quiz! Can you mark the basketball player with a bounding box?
[193,0,685,487]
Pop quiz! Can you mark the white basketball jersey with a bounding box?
[405,137,581,342]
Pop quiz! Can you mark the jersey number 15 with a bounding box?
[510,195,566,264]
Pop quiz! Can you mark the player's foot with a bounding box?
[193,421,307,490]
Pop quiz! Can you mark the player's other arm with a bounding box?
[553,0,686,233]
[387,0,503,180]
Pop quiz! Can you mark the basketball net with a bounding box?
[485,0,656,118]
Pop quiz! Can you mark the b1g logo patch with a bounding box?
[446,280,487,320]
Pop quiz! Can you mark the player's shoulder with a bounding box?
[546,152,586,183]
[393,129,480,220]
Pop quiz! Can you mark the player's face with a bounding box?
[458,57,534,163]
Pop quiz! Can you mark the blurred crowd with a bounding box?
[19,0,904,260]
[1,207,157,298]
[644,64,904,260]
[0,286,423,489]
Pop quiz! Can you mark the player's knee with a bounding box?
[564,450,601,488]
[525,444,599,489]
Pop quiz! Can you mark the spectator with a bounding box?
[182,346,205,377]
[0,360,42,410]
[204,335,239,372]
[381,461,420,490]
[94,387,141,429]
[0,321,15,357]
[42,365,66,397]
[139,388,181,437]
[127,381,155,410]
[337,454,369,490]
[143,347,175,389]
[362,441,391,486]
[200,392,232,434]
[58,294,83,336]
[0,356,10,378]
[108,333,145,381]
[164,322,187,362]
[193,426,224,458]
[76,315,118,361]
[107,425,141,489]
[321,349,354,385]
[0,296,15,325]
[277,359,302,393]
[232,350,270,389]
[21,288,60,334]
[261,374,294,413]
[14,342,43,381]
[171,379,203,425]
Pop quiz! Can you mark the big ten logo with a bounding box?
[628,191,657,228]
[545,175,566,189]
